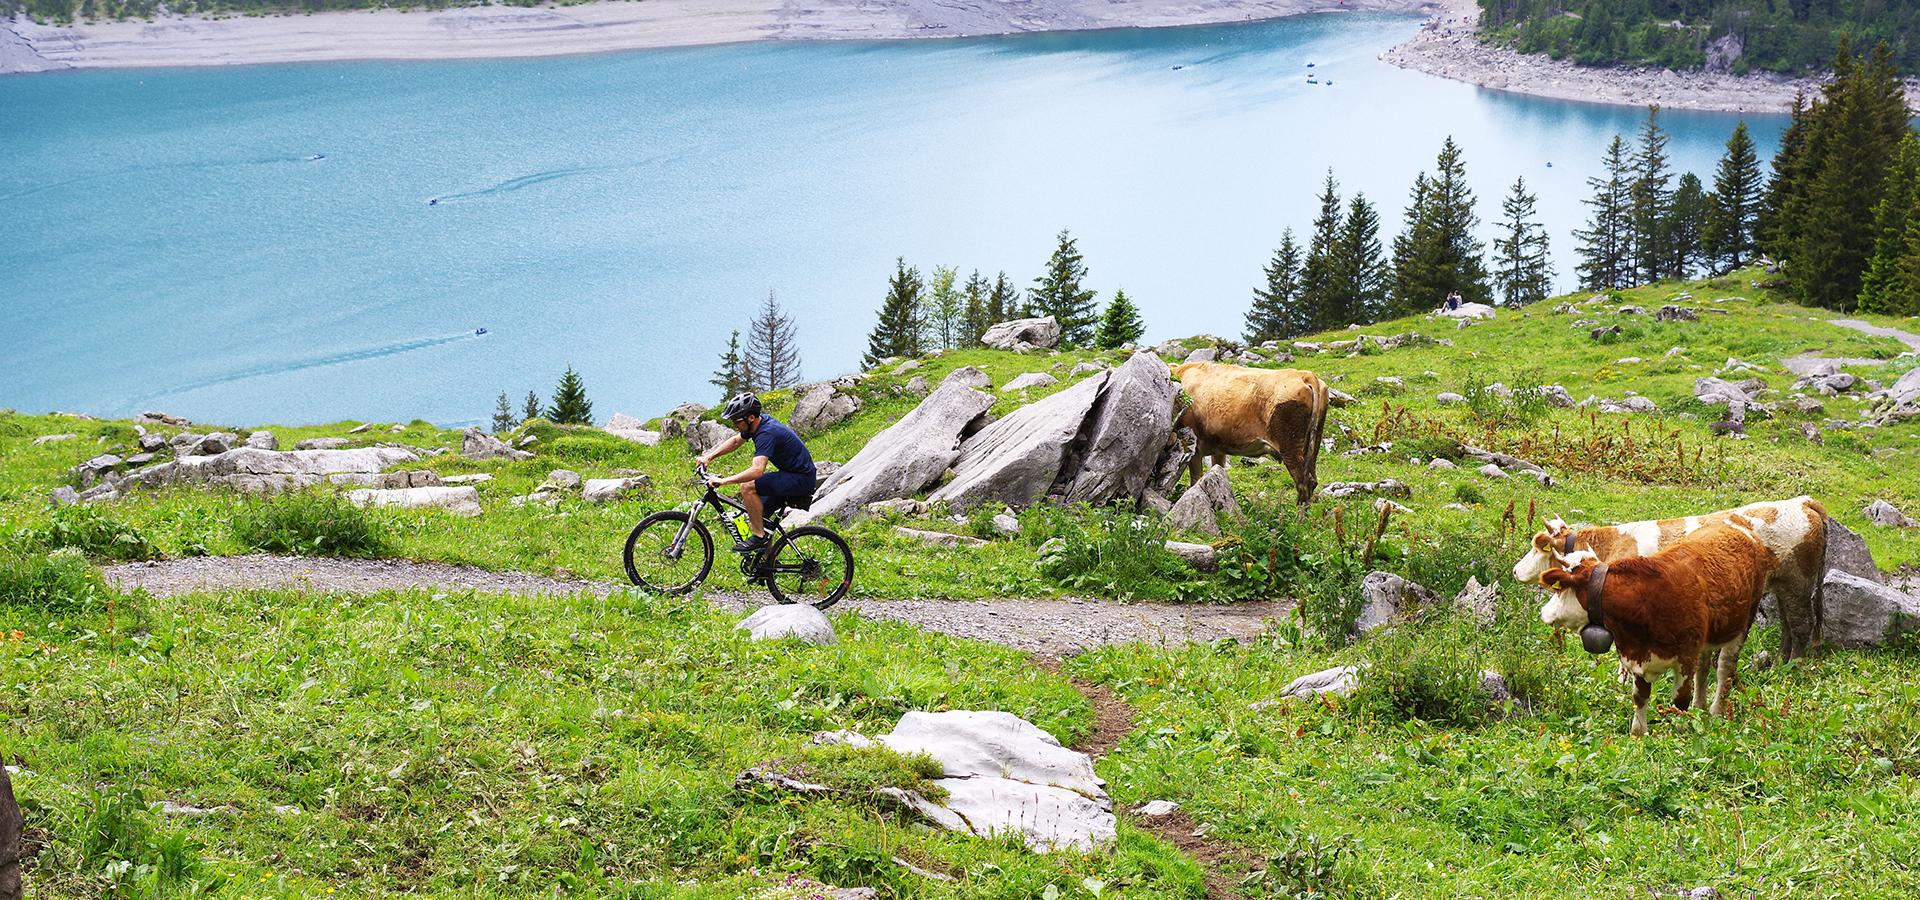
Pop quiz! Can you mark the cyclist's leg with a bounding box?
[738,479,766,539]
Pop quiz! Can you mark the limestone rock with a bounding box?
[904,375,930,396]
[791,383,863,433]
[1356,571,1440,635]
[1284,665,1361,699]
[1167,467,1240,536]
[583,476,651,503]
[684,420,736,457]
[1479,463,1509,479]
[1164,540,1217,572]
[186,433,235,456]
[1320,479,1411,500]
[737,604,837,644]
[895,526,987,548]
[1436,392,1467,405]
[1063,352,1177,506]
[1069,361,1107,377]
[1885,366,1920,407]
[930,373,1108,512]
[543,469,583,490]
[604,412,663,446]
[811,381,994,521]
[865,498,926,518]
[1182,346,1218,364]
[1821,571,1920,648]
[31,433,76,445]
[1865,499,1917,528]
[124,446,421,494]
[1453,575,1498,623]
[243,431,278,451]
[980,316,1062,351]
[296,437,350,450]
[345,486,482,516]
[1656,305,1698,322]
[1138,799,1180,817]
[942,366,991,390]
[1441,302,1496,320]
[48,486,80,506]
[442,474,493,485]
[1824,520,1883,584]
[1002,371,1058,393]
[462,428,533,461]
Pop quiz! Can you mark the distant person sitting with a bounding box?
[695,392,818,552]
[1444,291,1463,312]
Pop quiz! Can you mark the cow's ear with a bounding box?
[1532,532,1552,552]
[1541,568,1581,591]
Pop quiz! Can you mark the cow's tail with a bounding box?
[1813,506,1831,653]
[1306,375,1331,495]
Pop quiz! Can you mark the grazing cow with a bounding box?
[1539,522,1775,735]
[1512,496,1829,661]
[1169,362,1330,512]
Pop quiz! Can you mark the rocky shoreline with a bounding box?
[1380,0,1920,114]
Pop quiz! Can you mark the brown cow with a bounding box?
[1513,496,1829,661]
[1539,522,1775,736]
[1170,362,1330,512]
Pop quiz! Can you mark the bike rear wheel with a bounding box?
[624,511,714,594]
[763,525,854,609]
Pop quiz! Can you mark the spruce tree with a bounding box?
[1629,106,1674,282]
[1093,289,1146,349]
[1708,120,1763,273]
[925,266,964,350]
[1668,173,1711,280]
[987,271,1020,326]
[1329,193,1389,327]
[491,391,517,433]
[1881,211,1920,317]
[710,330,748,401]
[961,270,991,347]
[1859,132,1920,313]
[1758,91,1812,257]
[1389,137,1490,317]
[1493,177,1553,307]
[522,391,543,424]
[865,258,925,368]
[1575,135,1635,291]
[745,290,800,391]
[546,367,594,425]
[1245,229,1306,342]
[1030,230,1100,345]
[1299,172,1346,333]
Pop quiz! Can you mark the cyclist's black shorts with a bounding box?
[755,470,815,503]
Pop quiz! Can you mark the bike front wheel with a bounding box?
[764,525,854,610]
[624,511,714,594]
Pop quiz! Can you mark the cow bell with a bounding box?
[1579,624,1614,654]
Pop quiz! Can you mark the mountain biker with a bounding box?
[695,392,818,553]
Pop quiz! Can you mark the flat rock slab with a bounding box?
[877,710,1113,853]
[345,486,482,516]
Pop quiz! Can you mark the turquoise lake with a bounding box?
[0,13,1785,426]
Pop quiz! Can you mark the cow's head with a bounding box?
[1537,555,1597,629]
[1511,517,1573,583]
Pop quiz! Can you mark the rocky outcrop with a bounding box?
[463,427,533,461]
[296,437,349,450]
[124,446,420,494]
[808,380,995,521]
[684,420,735,457]
[980,316,1062,351]
[243,430,278,450]
[1824,520,1883,584]
[737,604,837,644]
[931,373,1109,511]
[345,486,483,516]
[790,382,863,433]
[1441,302,1496,320]
[1063,352,1178,505]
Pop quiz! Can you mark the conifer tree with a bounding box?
[1880,213,1920,317]
[491,391,517,433]
[1245,229,1306,342]
[961,270,991,347]
[864,258,924,368]
[546,367,594,425]
[522,391,543,424]
[1575,135,1635,291]
[746,289,800,391]
[1329,193,1388,327]
[987,271,1020,326]
[710,330,748,401]
[1758,91,1812,257]
[1029,230,1100,345]
[1629,106,1674,282]
[1389,136,1490,317]
[1093,289,1146,349]
[1299,172,1346,332]
[1708,120,1763,273]
[1668,173,1711,280]
[925,266,964,350]
[1859,133,1920,313]
[1492,177,1553,307]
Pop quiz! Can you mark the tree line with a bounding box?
[1478,0,1920,75]
[492,366,594,431]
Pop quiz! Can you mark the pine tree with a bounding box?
[491,391,517,433]
[1758,91,1812,257]
[745,289,800,391]
[1299,172,1346,333]
[1628,106,1674,282]
[1029,230,1100,345]
[1493,177,1553,307]
[1859,132,1920,313]
[1389,137,1490,317]
[545,367,594,425]
[864,258,924,368]
[925,266,963,350]
[522,391,543,424]
[1708,120,1763,273]
[961,270,991,347]
[987,271,1020,326]
[1668,173,1711,280]
[1329,193,1389,327]
[1093,289,1146,349]
[710,330,748,401]
[1245,229,1306,342]
[1575,135,1634,291]
[1880,210,1920,317]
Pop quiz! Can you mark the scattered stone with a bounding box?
[30,434,76,446]
[1655,305,1698,322]
[980,316,1062,351]
[1436,391,1466,405]
[1283,665,1360,699]
[896,527,988,548]
[1590,324,1622,340]
[153,801,234,817]
[1163,540,1218,572]
[1356,571,1441,634]
[125,446,422,494]
[865,498,928,518]
[1138,799,1180,818]
[138,433,167,452]
[542,469,582,490]
[1069,361,1108,377]
[1167,467,1241,536]
[1375,375,1404,388]
[1616,357,1643,365]
[604,412,663,446]
[1820,571,1920,648]
[1865,499,1917,528]
[347,423,375,434]
[1182,346,1219,364]
[991,513,1021,536]
[1002,371,1059,392]
[48,486,80,506]
[1428,458,1457,471]
[905,375,932,396]
[1453,576,1498,623]
[684,420,736,458]
[737,604,837,644]
[583,476,651,503]
[1617,305,1648,316]
[345,486,483,517]
[1320,479,1411,500]
[462,427,533,461]
[185,433,235,456]
[442,474,493,485]
[942,366,991,390]
[894,359,923,375]
[136,410,193,428]
[243,431,278,451]
[1479,463,1508,479]
[296,437,350,450]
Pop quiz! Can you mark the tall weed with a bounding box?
[13,505,159,561]
[0,546,118,613]
[231,491,386,556]
[1039,506,1197,601]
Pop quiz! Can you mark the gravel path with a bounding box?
[105,555,1284,655]
[1828,318,1920,352]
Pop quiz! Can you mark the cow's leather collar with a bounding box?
[1559,529,1578,556]
[1578,562,1613,655]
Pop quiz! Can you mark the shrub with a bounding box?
[0,546,118,613]
[231,491,386,556]
[964,504,1002,541]
[1452,482,1484,505]
[1351,619,1490,727]
[1397,435,1464,462]
[1039,507,1197,601]
[1242,829,1365,899]
[13,505,159,561]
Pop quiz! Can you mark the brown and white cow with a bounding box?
[1539,522,1775,736]
[1512,496,1829,661]
[1169,362,1330,513]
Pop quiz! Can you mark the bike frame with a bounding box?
[668,469,793,559]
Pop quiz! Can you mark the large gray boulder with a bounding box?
[809,381,994,520]
[1884,366,1920,407]
[1064,352,1177,505]
[1167,466,1240,536]
[942,366,992,390]
[685,420,736,457]
[1825,520,1883,584]
[463,428,533,461]
[930,373,1109,512]
[790,382,863,433]
[736,604,837,644]
[124,446,421,494]
[980,316,1062,351]
[1821,571,1920,648]
[345,486,482,517]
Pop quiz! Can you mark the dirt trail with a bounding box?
[103,555,1284,655]
[1827,318,1920,352]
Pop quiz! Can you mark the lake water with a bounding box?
[0,13,1785,427]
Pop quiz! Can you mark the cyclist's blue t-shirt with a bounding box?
[750,416,815,478]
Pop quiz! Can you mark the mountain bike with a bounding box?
[623,463,854,609]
